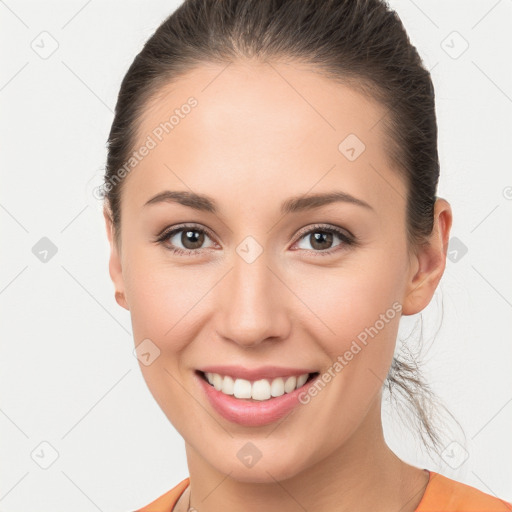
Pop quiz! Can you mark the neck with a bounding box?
[183,395,429,512]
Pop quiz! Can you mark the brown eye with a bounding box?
[308,231,334,251]
[156,224,217,255]
[294,224,355,255]
[178,229,205,250]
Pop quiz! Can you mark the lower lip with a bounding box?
[195,371,320,427]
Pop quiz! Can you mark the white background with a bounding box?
[1,1,511,510]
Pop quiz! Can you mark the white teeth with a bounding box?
[233,378,252,399]
[284,376,297,393]
[212,373,223,391]
[270,377,284,397]
[203,372,312,401]
[296,373,308,388]
[221,375,234,395]
[251,379,271,401]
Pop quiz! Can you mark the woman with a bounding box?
[101,0,512,511]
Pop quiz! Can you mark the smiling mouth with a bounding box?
[196,370,320,402]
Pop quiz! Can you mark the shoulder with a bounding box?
[417,471,512,512]
[133,477,190,512]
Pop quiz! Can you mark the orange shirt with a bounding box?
[135,470,512,512]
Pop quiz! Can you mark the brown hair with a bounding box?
[103,0,463,458]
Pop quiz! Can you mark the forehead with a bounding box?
[122,60,405,215]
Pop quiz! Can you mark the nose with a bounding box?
[215,247,292,349]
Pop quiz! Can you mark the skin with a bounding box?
[104,59,452,512]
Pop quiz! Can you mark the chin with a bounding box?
[224,464,303,484]
[203,442,311,484]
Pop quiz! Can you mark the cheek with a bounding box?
[122,245,210,345]
[122,254,210,432]
[301,256,404,344]
[295,252,406,399]
[124,236,408,357]
[288,265,404,442]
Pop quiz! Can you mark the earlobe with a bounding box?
[115,290,128,309]
[401,198,452,316]
[103,207,130,311]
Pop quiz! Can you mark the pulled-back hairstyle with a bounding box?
[104,0,463,458]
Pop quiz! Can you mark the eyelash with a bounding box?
[154,223,357,257]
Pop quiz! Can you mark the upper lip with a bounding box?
[196,365,318,381]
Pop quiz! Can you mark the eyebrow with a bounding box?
[143,190,374,215]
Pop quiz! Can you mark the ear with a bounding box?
[103,207,129,310]
[401,198,452,315]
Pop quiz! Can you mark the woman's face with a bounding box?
[106,60,428,482]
